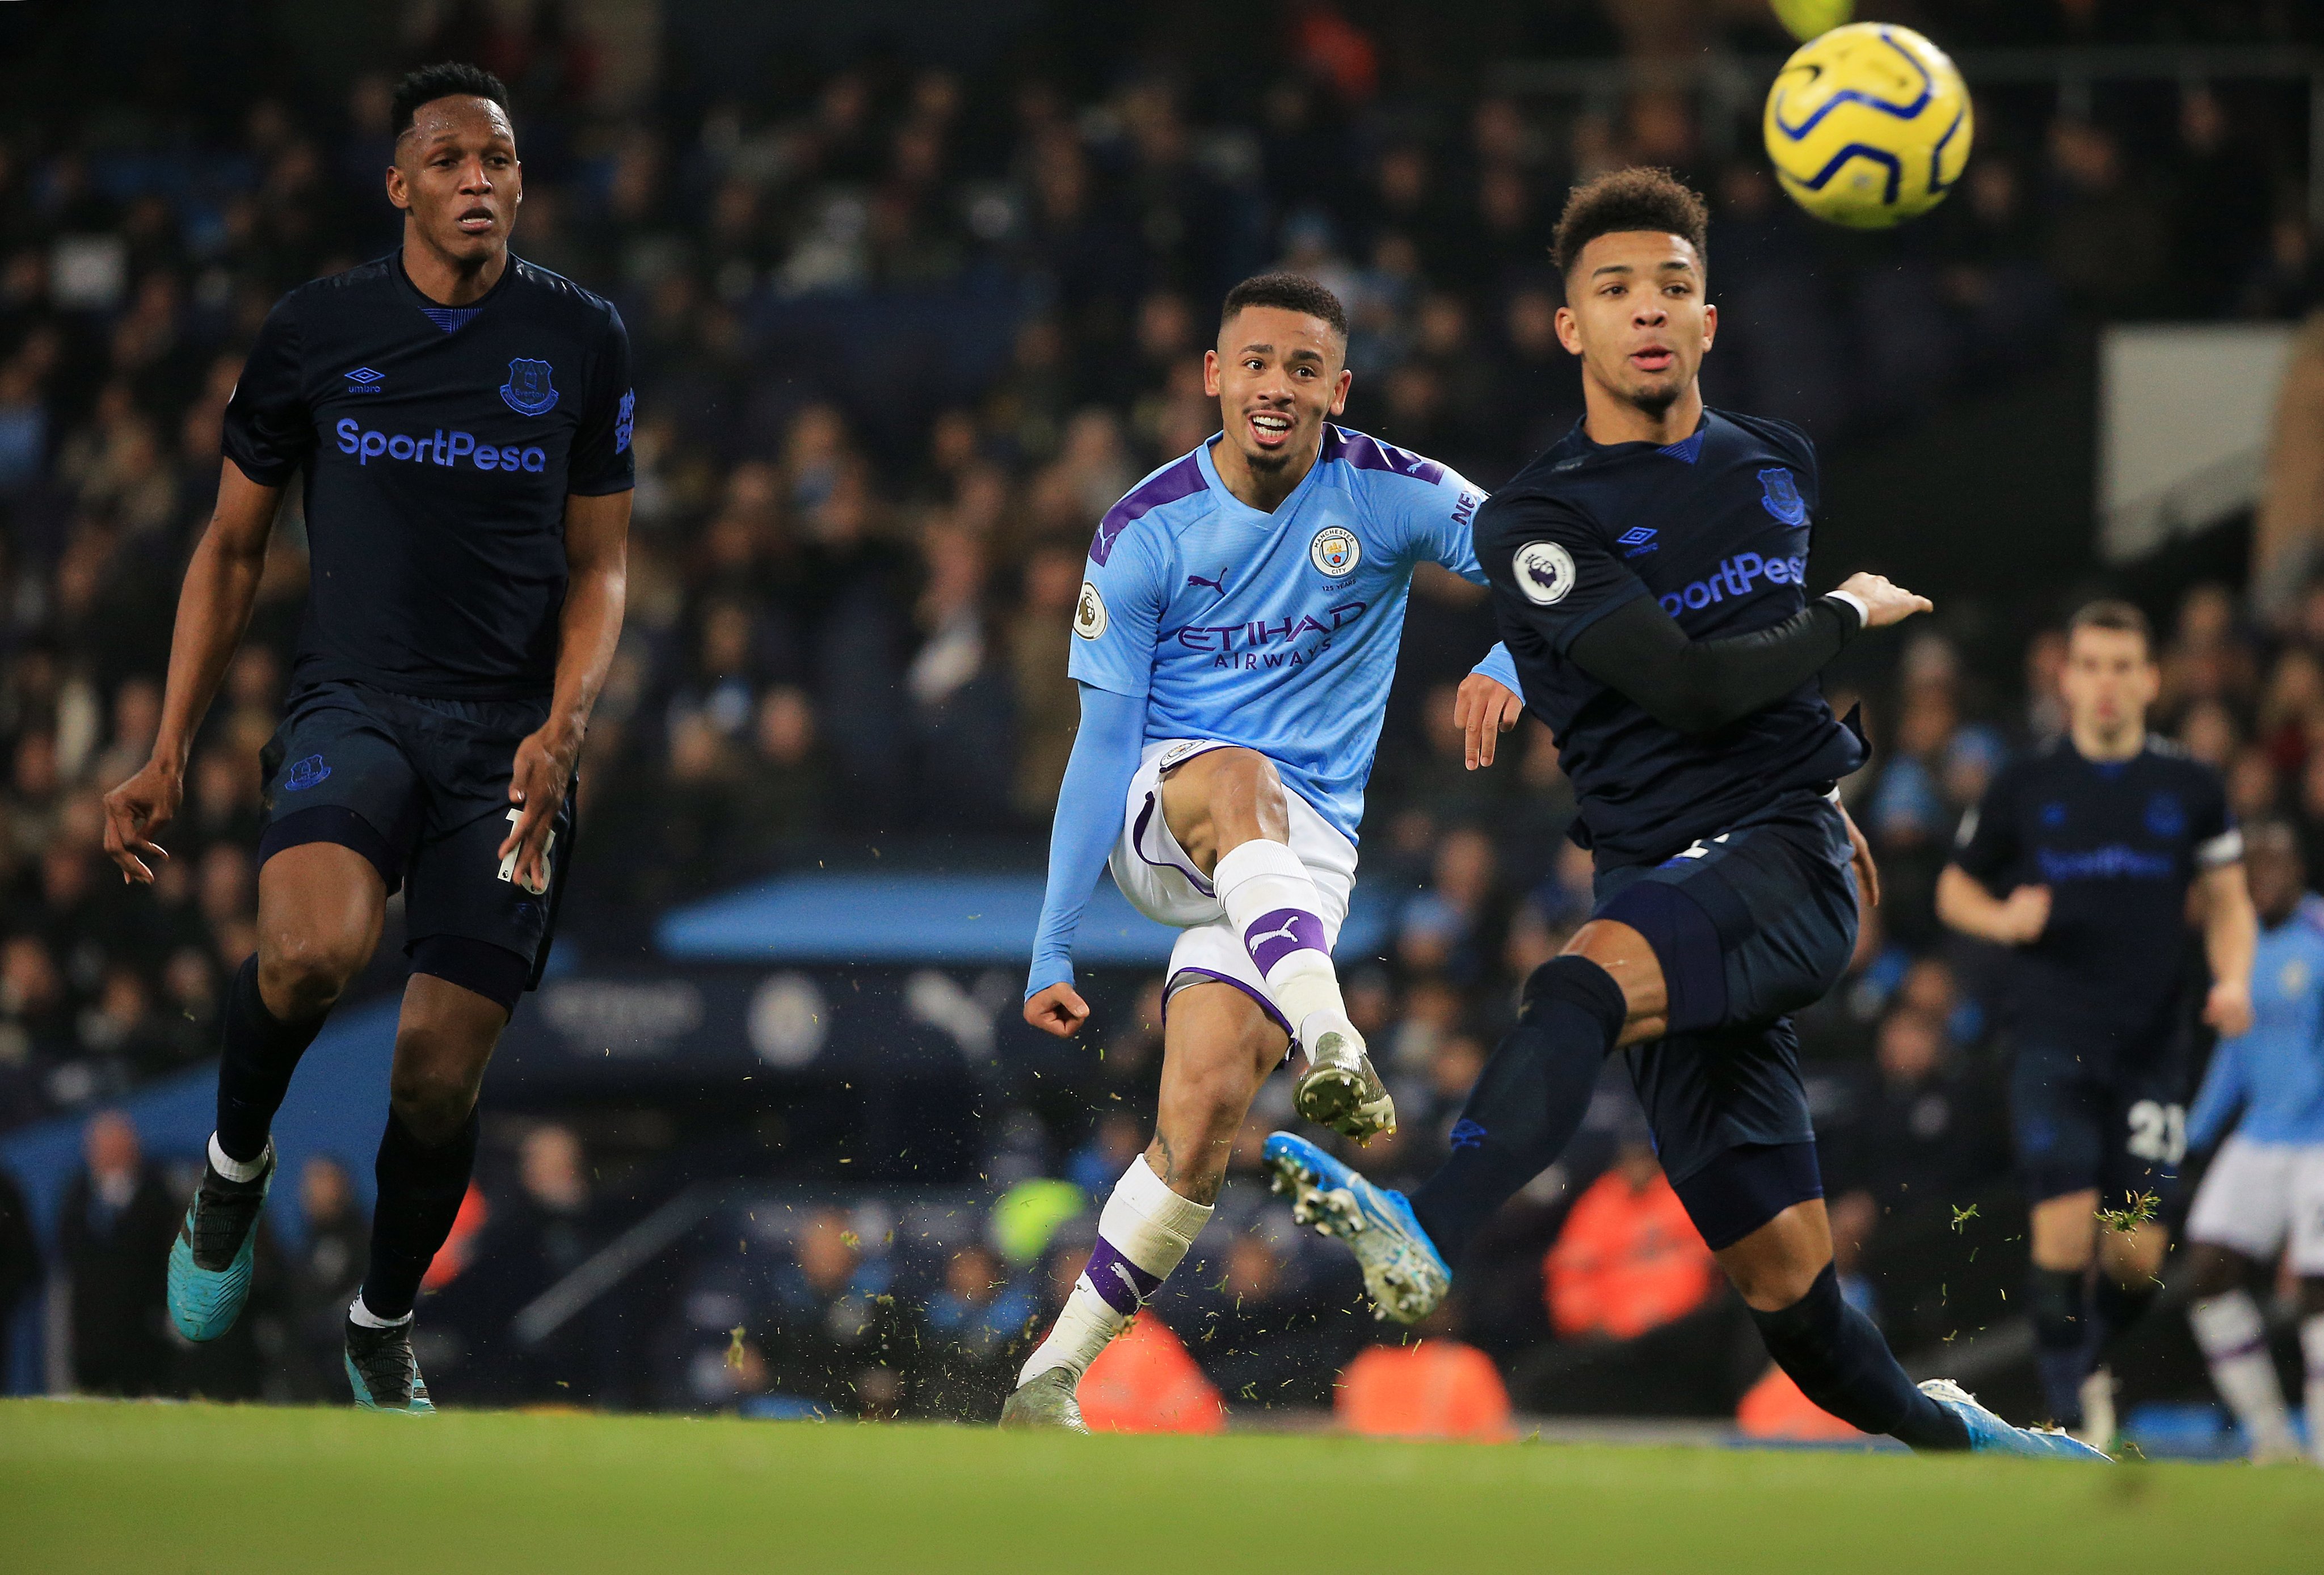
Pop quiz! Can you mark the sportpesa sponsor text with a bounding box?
[1661,551,1810,617]
[335,418,549,473]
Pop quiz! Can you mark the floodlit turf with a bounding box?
[3,1400,2321,1573]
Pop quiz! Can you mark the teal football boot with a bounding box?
[345,1313,436,1414]
[1920,1379,2111,1460]
[166,1140,274,1342]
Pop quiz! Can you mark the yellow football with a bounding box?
[1763,22,1973,229]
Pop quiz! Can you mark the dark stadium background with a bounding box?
[0,0,2318,1442]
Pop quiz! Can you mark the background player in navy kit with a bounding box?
[96,64,634,1410]
[1939,601,2255,1442]
[1268,167,2103,1458]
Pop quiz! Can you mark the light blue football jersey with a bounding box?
[1069,427,1502,843]
[2188,899,2324,1148]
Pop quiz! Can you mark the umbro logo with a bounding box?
[344,367,385,391]
[1617,526,1658,557]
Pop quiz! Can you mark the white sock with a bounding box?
[348,1294,413,1330]
[2304,1314,2324,1465]
[1214,839,1345,1053]
[208,1132,267,1184]
[2190,1292,2296,1455]
[1017,1156,1212,1387]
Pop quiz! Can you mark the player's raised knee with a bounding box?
[1199,748,1287,835]
[258,930,368,1020]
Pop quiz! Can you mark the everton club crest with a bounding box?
[1758,467,1806,525]
[500,357,559,416]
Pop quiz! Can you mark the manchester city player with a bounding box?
[2179,822,2324,1465]
[1940,601,2254,1443]
[99,64,633,1411]
[1003,272,1525,1429]
[1263,168,2102,1457]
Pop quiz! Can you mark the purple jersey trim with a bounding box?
[1131,791,1217,899]
[1091,453,1206,567]
[1322,424,1445,486]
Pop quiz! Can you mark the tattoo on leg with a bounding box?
[1149,1133,1178,1186]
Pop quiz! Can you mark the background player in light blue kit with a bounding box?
[2182,820,2324,1465]
[1004,273,1523,1429]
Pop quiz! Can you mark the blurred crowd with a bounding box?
[6,0,2324,1420]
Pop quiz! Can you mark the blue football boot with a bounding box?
[1919,1379,2111,1460]
[166,1140,274,1342]
[1262,1131,1450,1324]
[345,1313,436,1414]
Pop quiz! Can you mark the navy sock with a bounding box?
[2090,1272,2158,1362]
[1409,955,1626,1267]
[214,955,328,1164]
[1753,1263,1969,1450]
[360,1107,479,1321]
[2029,1266,2091,1426]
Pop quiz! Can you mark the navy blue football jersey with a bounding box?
[223,252,634,700]
[1952,738,2238,1062]
[1474,409,1866,866]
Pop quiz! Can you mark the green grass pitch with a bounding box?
[4,1400,2321,1573]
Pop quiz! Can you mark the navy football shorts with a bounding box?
[1590,788,1859,1205]
[2009,1039,2191,1206]
[256,679,573,1001]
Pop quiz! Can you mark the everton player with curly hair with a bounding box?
[1265,167,2105,1458]
[101,62,634,1410]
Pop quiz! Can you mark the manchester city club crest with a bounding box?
[1513,540,1576,605]
[1308,525,1361,577]
[500,356,559,416]
[1758,466,1807,525]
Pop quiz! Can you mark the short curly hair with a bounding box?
[391,62,512,142]
[1220,272,1348,339]
[1550,167,1710,280]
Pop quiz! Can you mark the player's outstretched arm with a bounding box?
[500,489,631,895]
[102,460,283,884]
[1025,682,1147,1037]
[1565,571,1930,736]
[1933,864,2050,945]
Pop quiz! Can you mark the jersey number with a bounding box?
[2124,1100,2186,1167]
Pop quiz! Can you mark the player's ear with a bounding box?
[1202,348,1223,399]
[385,157,410,213]
[1700,300,1718,350]
[1329,365,1352,416]
[1553,303,1583,357]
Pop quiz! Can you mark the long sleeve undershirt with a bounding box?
[1025,682,1147,997]
[1568,592,1864,735]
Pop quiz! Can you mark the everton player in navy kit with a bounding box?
[99,64,633,1410]
[1267,168,2104,1456]
[1939,601,2255,1442]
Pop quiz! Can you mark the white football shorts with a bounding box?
[2186,1135,2324,1274]
[1108,739,1358,1038]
